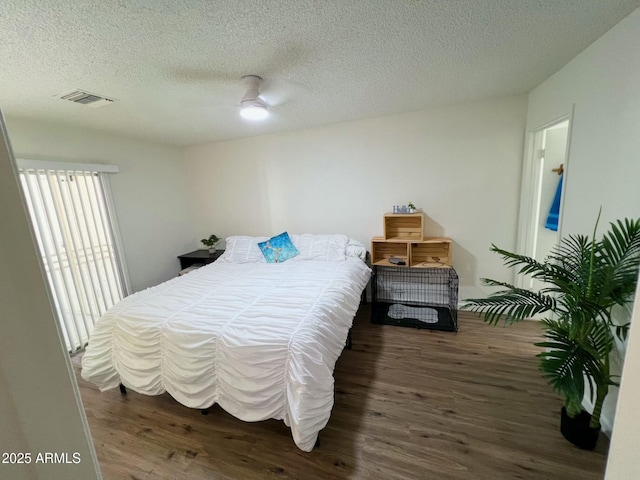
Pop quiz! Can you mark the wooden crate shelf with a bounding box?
[383,213,424,241]
[410,238,452,267]
[371,237,452,268]
[371,237,409,266]
[372,213,452,268]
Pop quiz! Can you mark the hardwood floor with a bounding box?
[73,305,609,479]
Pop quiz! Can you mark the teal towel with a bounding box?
[545,175,563,231]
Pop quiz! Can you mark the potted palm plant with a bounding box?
[463,213,640,449]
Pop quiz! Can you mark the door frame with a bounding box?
[515,108,574,289]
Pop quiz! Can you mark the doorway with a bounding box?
[517,117,571,291]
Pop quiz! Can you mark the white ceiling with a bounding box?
[2,1,639,147]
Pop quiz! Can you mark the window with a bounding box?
[18,159,129,353]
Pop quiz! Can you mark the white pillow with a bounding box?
[217,236,268,263]
[346,238,367,261]
[218,234,362,263]
[290,234,349,261]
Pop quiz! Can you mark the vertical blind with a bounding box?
[18,160,127,353]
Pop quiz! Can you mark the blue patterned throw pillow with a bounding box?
[258,232,300,263]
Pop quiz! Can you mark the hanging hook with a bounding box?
[552,164,564,175]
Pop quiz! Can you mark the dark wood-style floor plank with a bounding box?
[73,305,609,479]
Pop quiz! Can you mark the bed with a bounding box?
[81,233,370,451]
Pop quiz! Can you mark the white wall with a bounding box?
[5,118,196,292]
[525,7,640,441]
[527,9,640,233]
[0,113,101,479]
[606,272,640,478]
[185,95,528,299]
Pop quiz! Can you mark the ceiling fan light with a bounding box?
[240,102,269,120]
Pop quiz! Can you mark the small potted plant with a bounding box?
[201,234,220,253]
[408,202,417,213]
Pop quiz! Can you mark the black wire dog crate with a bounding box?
[372,266,458,332]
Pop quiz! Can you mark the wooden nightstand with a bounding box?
[177,250,224,270]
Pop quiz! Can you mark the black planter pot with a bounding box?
[560,407,600,450]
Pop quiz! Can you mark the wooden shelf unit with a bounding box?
[383,213,424,241]
[372,213,452,268]
[371,237,409,266]
[410,238,452,267]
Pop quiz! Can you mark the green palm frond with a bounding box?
[489,245,550,277]
[614,323,631,343]
[544,234,593,291]
[600,218,640,267]
[598,218,640,306]
[535,321,594,416]
[465,279,556,325]
[537,318,613,409]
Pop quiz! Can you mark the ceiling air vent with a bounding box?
[56,89,116,108]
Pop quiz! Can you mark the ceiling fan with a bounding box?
[239,75,268,120]
[170,55,308,120]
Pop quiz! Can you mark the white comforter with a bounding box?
[81,258,370,451]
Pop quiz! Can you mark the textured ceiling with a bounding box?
[1,0,639,146]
